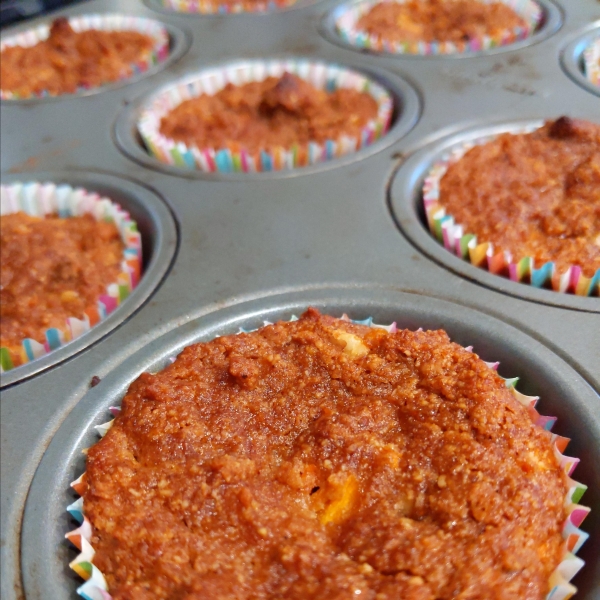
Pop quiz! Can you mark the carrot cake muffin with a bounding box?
[438,117,600,277]
[158,72,379,153]
[357,0,528,45]
[82,308,568,600]
[0,17,156,97]
[0,212,124,357]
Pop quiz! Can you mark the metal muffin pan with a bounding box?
[21,288,600,599]
[561,22,600,98]
[1,0,600,598]
[389,118,600,313]
[0,18,191,104]
[319,0,563,58]
[114,58,421,179]
[0,171,179,388]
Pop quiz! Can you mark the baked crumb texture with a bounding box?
[67,309,589,600]
[137,62,393,173]
[0,183,142,372]
[334,0,542,56]
[158,0,297,15]
[424,117,600,296]
[583,37,600,87]
[0,15,169,99]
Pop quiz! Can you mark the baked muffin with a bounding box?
[437,117,600,279]
[159,72,379,154]
[356,0,528,46]
[0,17,158,97]
[79,308,571,600]
[0,212,124,365]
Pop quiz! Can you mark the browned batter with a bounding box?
[1,17,155,97]
[83,308,568,600]
[159,72,379,152]
[439,117,600,277]
[357,0,527,44]
[0,212,124,355]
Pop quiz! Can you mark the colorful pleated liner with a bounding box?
[423,125,600,297]
[0,183,142,373]
[158,0,297,13]
[137,59,394,173]
[66,315,589,600]
[333,0,542,55]
[583,37,600,87]
[0,14,170,100]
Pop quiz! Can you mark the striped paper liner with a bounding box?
[66,316,589,600]
[0,14,170,100]
[333,0,542,56]
[422,125,600,297]
[0,183,142,373]
[583,37,600,87]
[157,0,297,14]
[137,59,394,173]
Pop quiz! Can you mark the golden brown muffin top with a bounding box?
[84,308,567,600]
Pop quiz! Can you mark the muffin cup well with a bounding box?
[0,183,142,373]
[156,0,297,14]
[0,14,170,100]
[422,127,600,297]
[583,37,600,88]
[137,59,394,173]
[65,316,589,600]
[332,0,543,56]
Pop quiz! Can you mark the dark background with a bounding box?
[0,0,85,28]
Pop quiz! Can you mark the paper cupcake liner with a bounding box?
[422,125,600,297]
[137,59,394,173]
[0,183,142,373]
[583,37,600,87]
[157,0,297,14]
[0,14,170,100]
[333,0,543,55]
[66,315,589,600]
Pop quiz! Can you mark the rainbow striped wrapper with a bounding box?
[333,0,542,56]
[583,37,600,87]
[0,14,170,100]
[157,0,297,14]
[137,59,394,173]
[422,125,600,297]
[66,316,589,600]
[0,183,142,373]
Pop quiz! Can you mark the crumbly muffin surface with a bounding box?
[158,72,379,152]
[1,18,155,97]
[0,212,123,352]
[84,308,567,600]
[439,117,600,277]
[357,0,527,45]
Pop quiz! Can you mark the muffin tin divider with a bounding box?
[1,0,599,599]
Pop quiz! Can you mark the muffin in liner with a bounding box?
[0,14,170,100]
[0,182,142,373]
[156,0,297,14]
[137,59,394,173]
[65,315,589,600]
[332,0,543,56]
[583,37,600,88]
[422,125,600,297]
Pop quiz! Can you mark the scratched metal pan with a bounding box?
[561,21,600,98]
[20,288,600,599]
[0,171,179,388]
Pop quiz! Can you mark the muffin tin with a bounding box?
[561,22,600,98]
[1,0,599,599]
